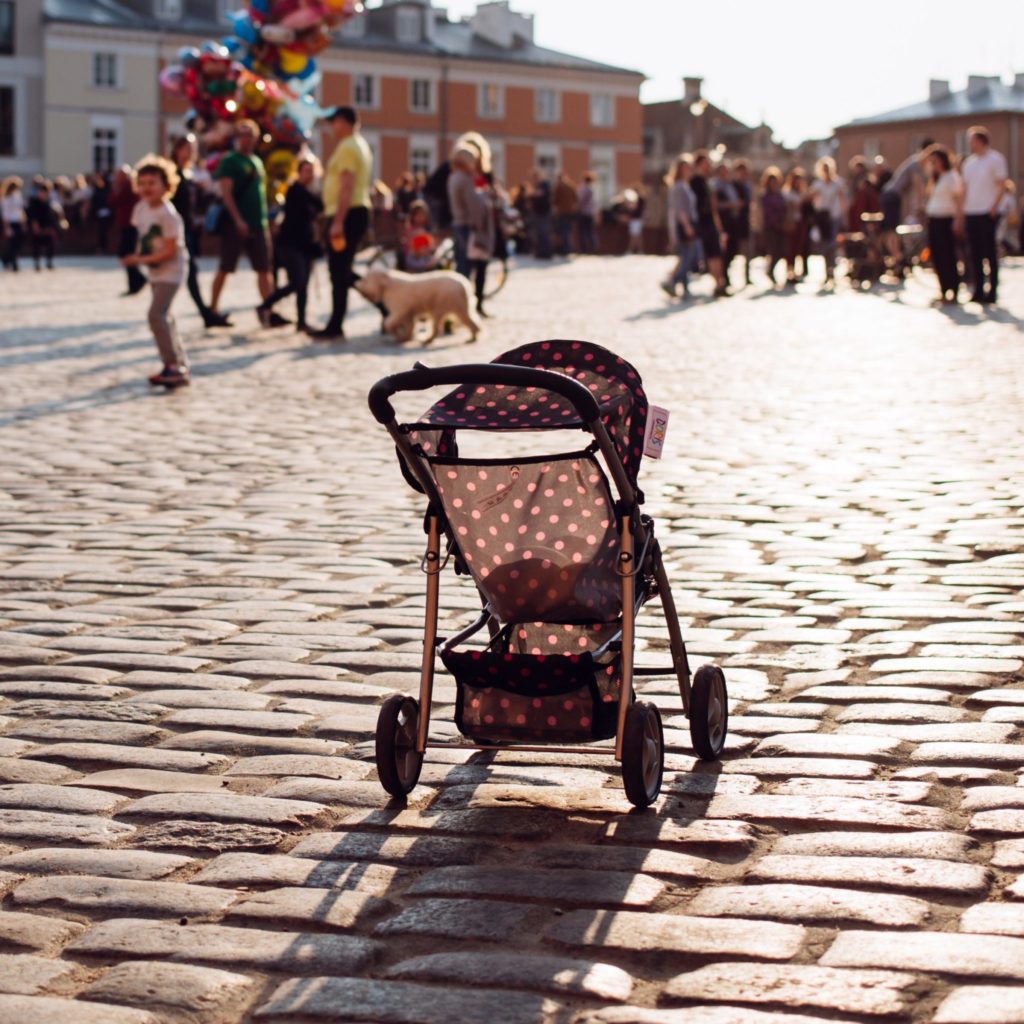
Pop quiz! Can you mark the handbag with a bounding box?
[204,202,225,235]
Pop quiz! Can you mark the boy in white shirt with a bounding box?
[959,125,1007,304]
[121,155,190,388]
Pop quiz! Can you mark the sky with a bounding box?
[432,0,1023,147]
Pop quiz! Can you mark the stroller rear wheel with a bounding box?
[375,695,424,797]
[621,700,664,808]
[690,664,728,760]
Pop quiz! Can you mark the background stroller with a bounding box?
[368,341,728,807]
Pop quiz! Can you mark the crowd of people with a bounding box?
[2,117,1020,388]
[659,125,1018,305]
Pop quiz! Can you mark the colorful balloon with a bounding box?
[200,40,231,58]
[178,46,201,68]
[229,10,258,44]
[158,65,187,95]
[277,48,309,77]
[260,23,297,46]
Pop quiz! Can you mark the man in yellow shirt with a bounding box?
[311,106,373,341]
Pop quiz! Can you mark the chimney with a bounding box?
[967,74,996,96]
[1015,72,1024,90]
[929,79,950,101]
[468,2,533,48]
[683,77,702,103]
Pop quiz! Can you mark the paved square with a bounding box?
[1,255,1023,1023]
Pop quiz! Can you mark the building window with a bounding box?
[535,88,559,124]
[410,145,433,175]
[590,151,614,204]
[590,93,614,128]
[341,14,365,38]
[863,138,880,161]
[536,150,558,179]
[410,79,432,113]
[217,0,235,23]
[0,2,13,56]
[154,0,182,20]
[92,126,119,172]
[353,73,376,108]
[395,7,420,43]
[92,53,119,89]
[0,86,13,156]
[478,83,503,119]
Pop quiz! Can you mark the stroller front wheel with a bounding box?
[621,700,664,809]
[375,695,424,797]
[690,664,728,760]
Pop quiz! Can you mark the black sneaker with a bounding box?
[257,306,273,328]
[268,311,291,327]
[310,327,345,342]
[204,311,233,328]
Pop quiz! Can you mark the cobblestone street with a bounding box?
[1,254,1023,1024]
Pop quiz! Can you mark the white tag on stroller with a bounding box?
[643,405,670,459]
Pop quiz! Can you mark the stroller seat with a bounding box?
[368,340,729,807]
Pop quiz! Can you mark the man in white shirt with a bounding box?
[959,125,1007,303]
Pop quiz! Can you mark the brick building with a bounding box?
[4,0,643,203]
[835,75,1024,181]
[642,76,790,185]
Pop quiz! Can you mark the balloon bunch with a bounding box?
[226,0,361,84]
[158,0,363,184]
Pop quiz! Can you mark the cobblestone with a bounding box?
[664,963,918,1017]
[685,882,932,927]
[80,961,256,1021]
[2,257,1024,1020]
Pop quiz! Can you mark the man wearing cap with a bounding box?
[312,105,373,340]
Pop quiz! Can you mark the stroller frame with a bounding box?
[369,354,728,807]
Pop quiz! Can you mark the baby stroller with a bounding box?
[844,211,886,285]
[367,341,728,807]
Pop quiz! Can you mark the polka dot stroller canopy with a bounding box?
[407,340,649,487]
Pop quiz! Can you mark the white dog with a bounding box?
[355,269,480,345]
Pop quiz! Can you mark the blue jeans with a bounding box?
[453,224,472,278]
[556,214,574,254]
[533,214,553,259]
[577,214,596,254]
[671,237,698,292]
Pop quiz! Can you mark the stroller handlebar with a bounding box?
[368,363,602,426]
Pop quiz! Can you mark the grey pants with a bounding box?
[149,282,186,368]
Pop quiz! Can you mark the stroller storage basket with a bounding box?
[443,648,621,743]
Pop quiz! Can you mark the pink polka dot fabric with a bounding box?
[431,454,618,624]
[408,340,648,488]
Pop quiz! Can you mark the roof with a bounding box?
[42,0,643,78]
[377,19,641,77]
[839,78,1024,129]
